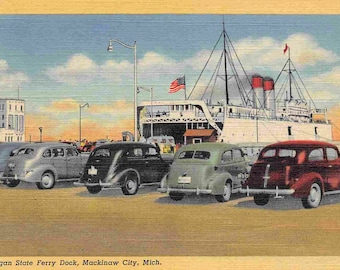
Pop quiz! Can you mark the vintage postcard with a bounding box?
[0,1,339,269]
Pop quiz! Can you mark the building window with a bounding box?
[8,115,13,129]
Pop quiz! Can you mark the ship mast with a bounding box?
[223,21,229,105]
[288,47,293,100]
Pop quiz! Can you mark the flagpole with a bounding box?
[184,75,186,100]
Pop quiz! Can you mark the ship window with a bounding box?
[326,147,338,161]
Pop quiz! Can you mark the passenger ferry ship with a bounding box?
[137,23,332,145]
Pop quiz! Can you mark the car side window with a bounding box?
[145,147,158,158]
[262,149,276,158]
[308,148,324,161]
[221,150,232,163]
[326,147,339,161]
[66,148,74,157]
[233,149,243,162]
[178,151,194,159]
[43,149,52,158]
[52,148,65,157]
[126,148,143,159]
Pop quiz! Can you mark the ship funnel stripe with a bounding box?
[252,75,263,89]
[263,78,274,91]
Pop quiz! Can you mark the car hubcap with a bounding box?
[127,180,136,192]
[223,184,231,200]
[310,185,321,203]
[42,174,52,187]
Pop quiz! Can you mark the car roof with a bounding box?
[264,140,336,148]
[94,142,157,150]
[178,142,240,152]
[17,142,76,149]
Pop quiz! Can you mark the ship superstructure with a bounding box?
[138,23,332,144]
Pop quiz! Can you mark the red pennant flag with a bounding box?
[283,44,289,54]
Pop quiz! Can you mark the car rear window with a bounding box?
[261,148,297,159]
[93,148,111,157]
[178,150,210,160]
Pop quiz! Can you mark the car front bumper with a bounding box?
[158,187,212,195]
[74,180,119,188]
[240,185,295,196]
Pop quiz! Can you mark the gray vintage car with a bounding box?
[1,142,88,189]
[158,142,249,202]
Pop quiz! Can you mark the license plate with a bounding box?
[88,166,98,176]
[178,176,191,184]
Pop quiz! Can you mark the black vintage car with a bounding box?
[75,142,170,195]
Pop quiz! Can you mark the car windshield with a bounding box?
[16,148,35,155]
[178,150,210,160]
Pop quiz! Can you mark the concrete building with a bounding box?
[0,99,25,142]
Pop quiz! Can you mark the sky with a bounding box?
[1,15,340,141]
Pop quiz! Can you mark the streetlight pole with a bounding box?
[137,86,153,139]
[107,39,137,142]
[79,103,89,144]
[38,127,43,143]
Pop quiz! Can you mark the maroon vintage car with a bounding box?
[241,140,340,208]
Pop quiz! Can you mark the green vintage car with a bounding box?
[158,142,249,202]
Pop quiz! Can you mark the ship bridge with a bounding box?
[138,100,223,142]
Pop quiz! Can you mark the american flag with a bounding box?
[168,76,185,93]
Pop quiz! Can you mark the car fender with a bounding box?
[25,164,59,182]
[109,168,141,186]
[291,172,324,198]
[209,172,233,195]
[160,173,169,189]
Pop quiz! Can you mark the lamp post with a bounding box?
[137,86,153,139]
[38,127,43,143]
[79,103,89,143]
[107,39,137,142]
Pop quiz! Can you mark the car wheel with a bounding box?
[36,171,55,189]
[5,180,20,188]
[86,186,102,194]
[169,192,184,201]
[302,182,322,209]
[121,172,139,195]
[215,181,232,202]
[254,194,270,206]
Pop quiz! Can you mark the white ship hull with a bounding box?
[219,117,332,143]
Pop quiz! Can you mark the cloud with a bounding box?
[28,97,135,141]
[46,53,99,84]
[0,59,30,88]
[231,33,338,74]
[0,60,9,72]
